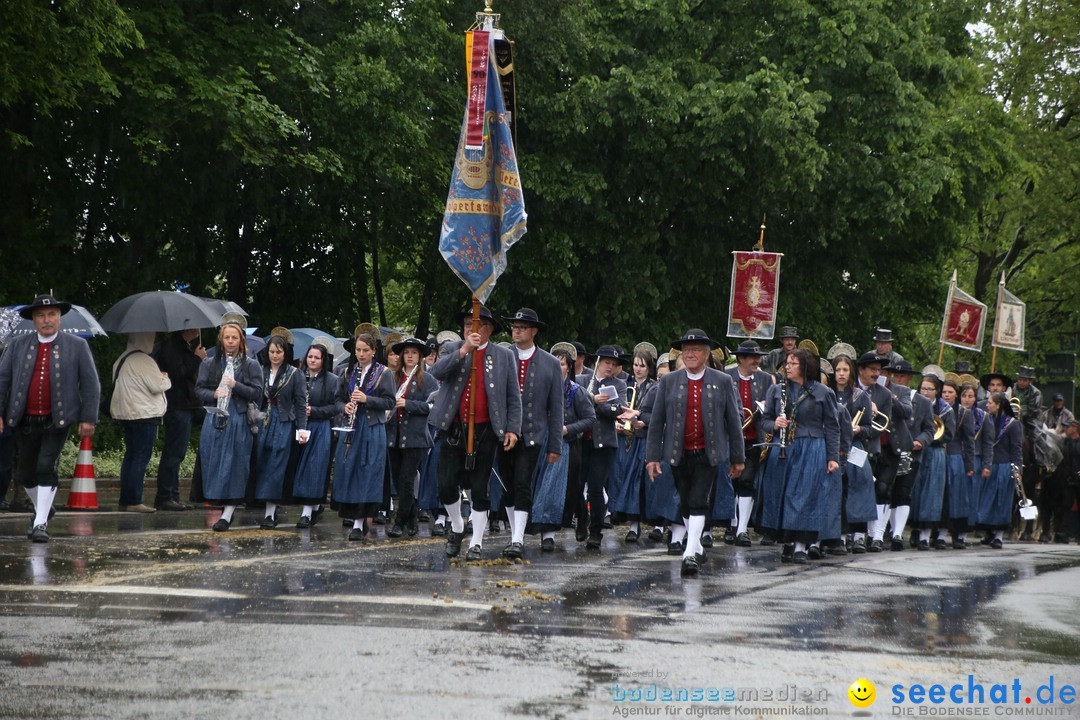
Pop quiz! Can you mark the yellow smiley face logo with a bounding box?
[848,678,876,708]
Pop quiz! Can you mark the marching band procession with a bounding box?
[2,293,1077,580]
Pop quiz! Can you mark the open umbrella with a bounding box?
[286,328,337,354]
[7,304,108,339]
[200,297,248,317]
[100,291,222,333]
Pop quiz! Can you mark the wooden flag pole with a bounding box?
[991,346,998,374]
[465,295,481,469]
[938,342,945,367]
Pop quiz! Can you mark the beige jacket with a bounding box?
[110,333,172,421]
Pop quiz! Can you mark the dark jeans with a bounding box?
[0,425,13,500]
[15,416,70,489]
[581,443,614,535]
[499,443,542,513]
[156,408,198,503]
[389,446,424,524]
[120,420,159,506]
[437,422,499,512]
[672,450,715,517]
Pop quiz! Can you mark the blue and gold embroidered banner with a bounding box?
[439,30,527,303]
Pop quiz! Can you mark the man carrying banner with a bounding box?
[646,329,745,577]
[429,306,521,561]
[724,340,773,546]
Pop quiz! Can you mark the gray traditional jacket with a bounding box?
[0,332,101,429]
[430,342,522,441]
[645,367,745,468]
[514,347,563,455]
[386,370,439,449]
[577,372,626,449]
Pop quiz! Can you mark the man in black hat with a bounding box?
[762,326,798,375]
[0,294,101,542]
[577,345,627,548]
[978,372,1012,411]
[646,329,745,576]
[498,309,563,558]
[429,305,522,561]
[1009,365,1044,429]
[872,328,903,374]
[1047,393,1075,438]
[854,353,896,550]
[723,340,773,546]
[878,360,933,551]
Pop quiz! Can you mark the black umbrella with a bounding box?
[100,291,223,333]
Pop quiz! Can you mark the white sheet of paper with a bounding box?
[847,445,868,468]
[598,385,618,401]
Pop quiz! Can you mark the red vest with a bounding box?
[26,342,52,416]
[739,376,756,442]
[458,346,490,424]
[683,377,705,451]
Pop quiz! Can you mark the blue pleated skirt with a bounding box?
[532,440,570,525]
[779,437,831,535]
[331,421,386,504]
[199,397,255,502]
[911,445,946,524]
[976,463,1014,529]
[254,407,295,501]
[291,418,332,502]
[945,452,971,520]
[417,439,441,511]
[845,441,878,524]
[609,437,645,517]
[821,453,843,541]
[710,459,734,522]
[967,455,983,528]
[757,450,787,532]
[644,461,680,523]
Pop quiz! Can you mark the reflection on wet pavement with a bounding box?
[2,509,1079,664]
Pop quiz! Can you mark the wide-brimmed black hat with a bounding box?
[887,359,915,374]
[733,340,768,357]
[953,360,974,374]
[856,352,887,367]
[503,307,545,329]
[670,329,721,350]
[392,336,429,356]
[778,325,799,340]
[454,304,500,329]
[594,345,629,365]
[873,328,894,343]
[1016,365,1036,379]
[1052,393,1065,402]
[979,372,1013,390]
[19,294,72,320]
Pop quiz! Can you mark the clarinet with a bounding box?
[778,380,789,459]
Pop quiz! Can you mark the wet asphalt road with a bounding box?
[1,486,1078,719]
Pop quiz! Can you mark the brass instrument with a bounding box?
[851,408,864,432]
[798,339,819,357]
[742,406,754,431]
[1009,396,1022,415]
[618,384,638,436]
[870,408,890,432]
[932,414,946,442]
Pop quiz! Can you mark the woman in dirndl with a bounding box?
[333,331,395,540]
[976,392,1021,548]
[196,322,264,531]
[909,373,955,550]
[942,378,976,548]
[831,353,877,554]
[254,333,307,528]
[760,348,840,564]
[291,340,340,528]
[609,348,657,543]
[958,381,993,545]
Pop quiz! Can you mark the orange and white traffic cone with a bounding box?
[66,435,99,510]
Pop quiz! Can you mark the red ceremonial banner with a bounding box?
[727,251,782,340]
[465,31,490,152]
[939,277,987,351]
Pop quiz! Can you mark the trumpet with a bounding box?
[870,407,890,432]
[741,405,754,431]
[932,414,946,442]
[1010,396,1022,415]
[851,408,864,432]
[619,384,638,436]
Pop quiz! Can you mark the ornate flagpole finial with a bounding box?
[756,214,766,252]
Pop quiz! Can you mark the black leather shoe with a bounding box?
[575,525,588,542]
[980,534,993,546]
[625,529,639,543]
[586,534,602,550]
[851,539,866,554]
[647,528,663,542]
[29,524,49,543]
[259,515,278,530]
[465,544,483,561]
[417,510,431,523]
[990,537,1003,549]
[760,535,776,546]
[781,544,794,563]
[910,533,919,548]
[735,532,752,547]
[723,528,735,545]
[700,533,714,548]
[868,539,884,552]
[695,551,708,565]
[917,539,930,551]
[680,556,699,576]
[431,523,447,537]
[489,520,501,533]
[310,507,323,526]
[504,541,523,559]
[407,521,419,537]
[348,527,365,541]
[792,550,808,564]
[933,537,947,550]
[445,531,464,557]
[826,544,848,556]
[212,517,231,532]
[807,545,823,560]
[952,538,966,549]
[667,541,684,556]
[541,538,555,552]
[602,515,613,529]
[155,499,189,512]
[296,515,312,529]
[891,536,905,551]
[373,512,388,525]
[387,524,403,538]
